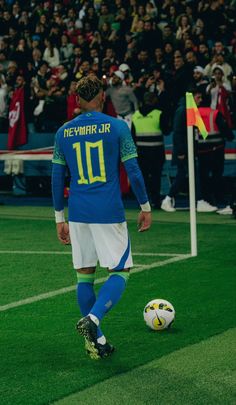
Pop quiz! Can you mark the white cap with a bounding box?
[193,66,204,74]
[114,70,125,80]
[212,65,224,75]
[119,63,130,72]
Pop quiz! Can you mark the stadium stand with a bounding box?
[0,0,235,202]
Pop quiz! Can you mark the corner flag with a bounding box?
[186,92,208,139]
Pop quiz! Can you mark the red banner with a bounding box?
[8,87,27,150]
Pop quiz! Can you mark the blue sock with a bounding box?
[90,273,129,321]
[76,273,103,338]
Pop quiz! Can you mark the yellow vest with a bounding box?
[132,109,163,146]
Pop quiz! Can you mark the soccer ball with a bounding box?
[143,299,175,330]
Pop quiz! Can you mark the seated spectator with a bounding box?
[9,38,31,74]
[176,14,192,41]
[40,74,67,131]
[166,4,178,31]
[104,47,119,65]
[43,38,60,68]
[67,80,80,120]
[98,3,114,30]
[129,49,149,81]
[59,34,74,67]
[76,34,90,58]
[31,48,42,73]
[206,66,233,127]
[145,2,158,20]
[33,61,51,98]
[163,42,174,69]
[197,43,211,67]
[83,6,99,31]
[70,45,84,76]
[162,24,177,47]
[136,19,163,54]
[18,10,31,34]
[0,73,8,132]
[205,52,233,88]
[5,60,19,90]
[153,47,167,72]
[193,66,209,106]
[75,60,92,80]
[185,50,198,72]
[114,6,132,37]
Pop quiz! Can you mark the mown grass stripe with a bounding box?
[0,255,190,312]
[53,327,236,405]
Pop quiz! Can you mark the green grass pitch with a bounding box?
[0,206,235,405]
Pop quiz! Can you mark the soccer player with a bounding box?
[52,75,151,360]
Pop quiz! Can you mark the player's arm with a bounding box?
[51,132,70,245]
[123,158,152,231]
[119,121,152,232]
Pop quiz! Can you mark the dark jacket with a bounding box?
[172,97,188,162]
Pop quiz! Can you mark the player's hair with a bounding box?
[76,74,103,102]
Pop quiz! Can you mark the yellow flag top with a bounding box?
[186,92,208,139]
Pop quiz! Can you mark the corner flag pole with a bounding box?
[186,92,208,257]
[187,125,197,257]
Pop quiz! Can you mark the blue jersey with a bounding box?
[52,111,138,223]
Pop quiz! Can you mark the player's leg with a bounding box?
[69,222,105,356]
[88,268,130,322]
[76,267,104,339]
[77,223,132,358]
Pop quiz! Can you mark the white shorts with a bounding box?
[69,221,133,270]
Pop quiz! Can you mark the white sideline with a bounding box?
[0,250,187,257]
[0,255,191,312]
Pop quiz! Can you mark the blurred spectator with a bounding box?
[197,106,234,206]
[59,34,74,67]
[98,3,114,30]
[43,38,60,68]
[204,52,233,87]
[5,60,19,89]
[132,92,169,209]
[119,63,133,86]
[83,6,99,31]
[162,24,177,47]
[9,38,30,74]
[0,73,8,132]
[75,60,91,80]
[169,54,192,108]
[136,19,162,54]
[106,70,138,128]
[0,0,234,136]
[197,42,210,67]
[201,0,227,43]
[161,90,217,213]
[31,48,42,73]
[67,80,80,120]
[176,14,192,41]
[129,49,149,81]
[206,66,233,128]
[193,66,209,106]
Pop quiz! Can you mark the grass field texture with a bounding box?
[0,206,235,405]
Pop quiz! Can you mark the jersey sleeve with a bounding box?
[119,120,138,162]
[52,130,66,166]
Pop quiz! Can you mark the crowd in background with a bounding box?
[0,0,236,133]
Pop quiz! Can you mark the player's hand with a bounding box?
[137,211,152,232]
[56,222,71,245]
